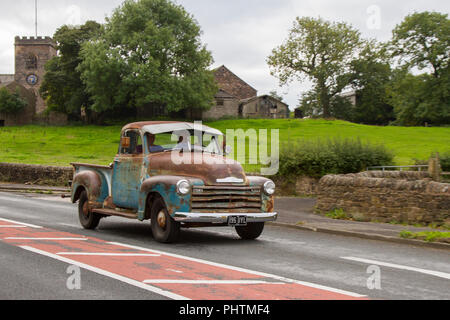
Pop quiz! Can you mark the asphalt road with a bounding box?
[0,192,448,300]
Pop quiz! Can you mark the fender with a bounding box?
[246,176,275,213]
[246,176,273,187]
[139,176,204,219]
[71,170,106,204]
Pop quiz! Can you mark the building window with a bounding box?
[0,120,5,127]
[25,54,38,70]
[217,99,224,106]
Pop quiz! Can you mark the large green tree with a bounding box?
[78,0,217,116]
[348,42,395,125]
[391,11,449,78]
[40,21,102,121]
[267,17,362,118]
[389,12,449,125]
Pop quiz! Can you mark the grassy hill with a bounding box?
[0,119,448,169]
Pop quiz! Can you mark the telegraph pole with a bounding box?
[35,0,38,37]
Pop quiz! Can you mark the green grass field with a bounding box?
[0,119,448,169]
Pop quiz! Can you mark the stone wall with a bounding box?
[202,97,239,120]
[272,176,320,197]
[316,171,450,226]
[0,163,72,186]
[0,82,36,126]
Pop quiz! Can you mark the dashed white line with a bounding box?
[5,237,88,241]
[57,252,161,257]
[166,269,184,274]
[342,257,450,280]
[143,280,286,285]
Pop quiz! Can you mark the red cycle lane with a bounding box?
[0,217,368,300]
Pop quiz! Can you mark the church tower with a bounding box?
[14,36,57,113]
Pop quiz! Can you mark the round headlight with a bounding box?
[177,180,191,195]
[264,181,276,195]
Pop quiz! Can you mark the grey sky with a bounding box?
[0,0,448,109]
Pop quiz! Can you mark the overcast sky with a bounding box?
[0,0,448,109]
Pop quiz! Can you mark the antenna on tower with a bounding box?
[35,0,38,37]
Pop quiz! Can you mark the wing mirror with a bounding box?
[224,145,232,155]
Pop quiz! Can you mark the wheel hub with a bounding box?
[157,210,167,229]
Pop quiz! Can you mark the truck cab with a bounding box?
[71,121,277,243]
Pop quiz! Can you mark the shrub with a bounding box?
[278,138,394,178]
[440,152,450,172]
[0,88,27,114]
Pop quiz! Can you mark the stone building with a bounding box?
[239,95,290,119]
[202,65,289,120]
[14,36,57,114]
[0,36,67,126]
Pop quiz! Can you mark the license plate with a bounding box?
[228,216,247,226]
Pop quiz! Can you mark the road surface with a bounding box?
[0,192,448,300]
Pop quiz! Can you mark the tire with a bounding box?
[235,223,265,240]
[151,197,180,243]
[78,190,101,230]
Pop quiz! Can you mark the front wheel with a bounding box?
[78,190,101,230]
[150,197,180,243]
[235,222,265,240]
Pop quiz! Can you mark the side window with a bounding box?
[119,130,143,155]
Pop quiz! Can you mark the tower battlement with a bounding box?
[15,36,55,47]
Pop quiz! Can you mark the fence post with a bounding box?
[428,153,442,182]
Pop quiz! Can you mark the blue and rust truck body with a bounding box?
[70,121,277,243]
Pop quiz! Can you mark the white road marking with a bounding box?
[0,217,43,229]
[143,280,286,285]
[0,225,28,228]
[342,257,450,280]
[20,246,189,300]
[5,237,88,241]
[166,269,184,274]
[57,252,161,257]
[109,241,367,298]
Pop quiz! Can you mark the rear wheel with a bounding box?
[151,197,180,243]
[78,190,101,230]
[235,223,265,240]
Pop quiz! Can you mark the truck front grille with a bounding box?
[191,186,262,213]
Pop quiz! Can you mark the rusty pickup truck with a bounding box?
[70,121,277,243]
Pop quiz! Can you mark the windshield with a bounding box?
[146,132,222,155]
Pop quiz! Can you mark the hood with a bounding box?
[147,152,247,186]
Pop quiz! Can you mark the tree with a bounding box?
[348,42,396,125]
[78,0,217,116]
[391,11,449,78]
[40,21,102,121]
[0,88,27,114]
[267,17,362,118]
[389,12,450,125]
[387,69,450,126]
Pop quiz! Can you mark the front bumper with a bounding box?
[173,212,278,224]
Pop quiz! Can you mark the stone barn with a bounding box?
[202,65,289,120]
[240,95,290,119]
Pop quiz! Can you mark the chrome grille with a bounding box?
[191,186,262,213]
